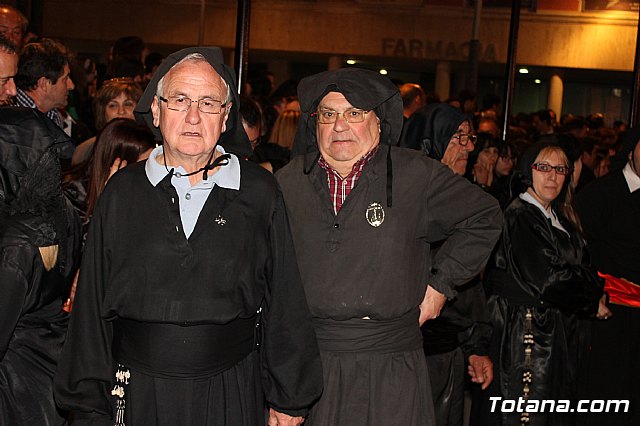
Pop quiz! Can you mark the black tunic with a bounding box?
[277,146,502,425]
[479,198,602,426]
[576,168,640,426]
[54,159,323,425]
[0,212,78,426]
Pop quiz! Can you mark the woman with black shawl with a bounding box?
[478,141,605,426]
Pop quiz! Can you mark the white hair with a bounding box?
[156,53,231,104]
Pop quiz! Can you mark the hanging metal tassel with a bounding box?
[111,364,130,426]
[520,308,534,426]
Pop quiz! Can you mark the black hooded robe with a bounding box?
[476,142,602,426]
[278,68,502,426]
[53,47,322,426]
[0,108,81,426]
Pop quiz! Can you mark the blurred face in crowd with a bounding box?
[442,120,475,175]
[0,50,17,104]
[242,120,261,151]
[0,7,23,49]
[105,92,137,123]
[529,147,568,210]
[151,59,230,169]
[495,147,515,177]
[44,63,74,110]
[315,91,380,177]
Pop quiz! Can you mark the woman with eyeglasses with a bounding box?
[476,141,607,426]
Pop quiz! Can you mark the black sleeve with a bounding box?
[54,204,114,425]
[424,163,503,298]
[260,191,323,417]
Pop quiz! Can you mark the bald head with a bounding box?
[0,5,27,50]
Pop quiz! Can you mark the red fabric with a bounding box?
[318,147,378,214]
[598,272,640,308]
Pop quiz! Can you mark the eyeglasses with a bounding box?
[313,108,370,124]
[451,133,477,146]
[532,162,572,175]
[158,96,227,114]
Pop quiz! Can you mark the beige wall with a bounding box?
[44,1,638,71]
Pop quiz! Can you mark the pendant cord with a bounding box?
[163,149,231,180]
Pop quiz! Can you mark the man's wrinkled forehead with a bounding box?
[159,59,226,96]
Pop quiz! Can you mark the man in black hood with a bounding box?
[277,68,502,425]
[54,47,322,426]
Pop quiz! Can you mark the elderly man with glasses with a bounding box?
[54,47,322,426]
[276,68,502,425]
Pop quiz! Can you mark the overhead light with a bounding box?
[346,59,356,65]
[519,68,529,74]
[534,79,541,84]
[379,69,388,75]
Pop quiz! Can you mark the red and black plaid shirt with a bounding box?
[317,146,379,214]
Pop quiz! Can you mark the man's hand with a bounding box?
[419,286,447,325]
[468,354,493,390]
[268,408,305,426]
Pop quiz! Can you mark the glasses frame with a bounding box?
[158,95,227,115]
[451,133,477,146]
[312,108,371,124]
[531,162,572,176]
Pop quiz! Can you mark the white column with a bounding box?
[435,61,451,101]
[328,56,343,71]
[548,74,563,122]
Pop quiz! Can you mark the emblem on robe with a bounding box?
[366,202,384,227]
[215,214,226,226]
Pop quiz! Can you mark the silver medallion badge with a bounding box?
[215,215,226,226]
[366,202,385,227]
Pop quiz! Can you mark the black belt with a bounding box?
[312,309,422,354]
[112,317,256,379]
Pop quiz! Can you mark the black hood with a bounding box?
[293,67,403,156]
[134,46,252,158]
[0,107,74,205]
[398,103,469,160]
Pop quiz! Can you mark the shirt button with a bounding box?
[185,193,191,200]
[334,223,340,229]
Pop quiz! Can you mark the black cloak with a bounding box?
[398,103,469,160]
[134,46,252,158]
[0,107,80,426]
[293,67,403,156]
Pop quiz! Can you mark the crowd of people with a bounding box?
[1,3,639,426]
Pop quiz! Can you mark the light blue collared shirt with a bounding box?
[145,145,241,238]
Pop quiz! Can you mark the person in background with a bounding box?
[0,34,17,105]
[400,82,426,120]
[400,102,495,426]
[12,38,74,131]
[71,77,143,165]
[576,129,640,426]
[0,107,81,426]
[253,109,299,173]
[0,4,27,51]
